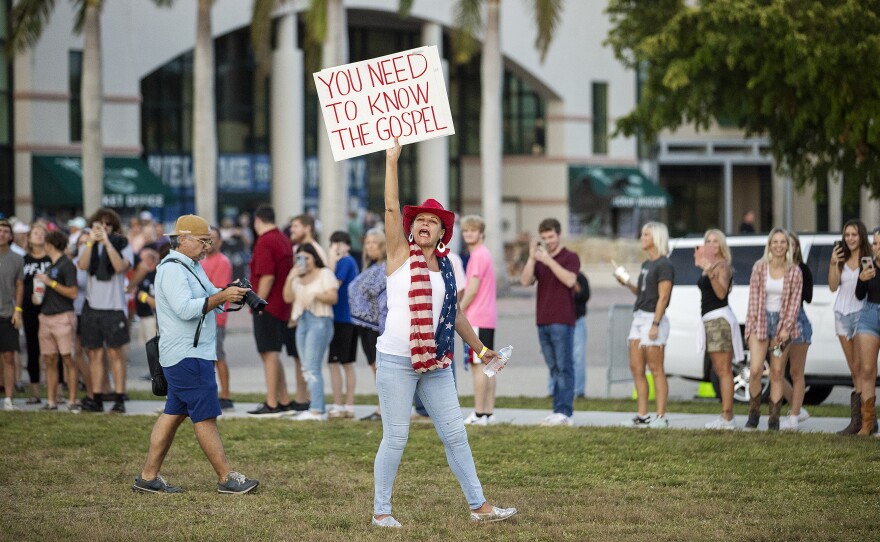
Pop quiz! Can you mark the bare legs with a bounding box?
[140,415,233,483]
[709,351,734,420]
[838,335,861,394]
[329,363,357,408]
[787,343,808,416]
[629,340,668,417]
[259,351,290,408]
[471,365,497,415]
[216,359,231,400]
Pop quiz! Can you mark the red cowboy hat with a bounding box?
[403,199,454,247]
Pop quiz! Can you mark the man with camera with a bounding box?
[133,215,259,494]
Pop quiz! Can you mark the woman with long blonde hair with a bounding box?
[697,229,743,429]
[743,228,803,430]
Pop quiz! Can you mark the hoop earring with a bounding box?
[437,241,447,253]
[408,233,414,243]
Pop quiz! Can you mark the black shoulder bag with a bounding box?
[145,258,214,397]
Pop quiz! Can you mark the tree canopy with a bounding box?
[605,0,880,194]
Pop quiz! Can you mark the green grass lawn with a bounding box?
[2,411,878,541]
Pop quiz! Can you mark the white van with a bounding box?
[663,233,850,405]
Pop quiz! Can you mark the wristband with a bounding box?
[15,306,22,312]
[477,346,488,359]
[86,242,94,247]
[50,280,57,289]
[138,292,149,303]
[652,321,660,326]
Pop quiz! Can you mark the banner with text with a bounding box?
[313,46,455,161]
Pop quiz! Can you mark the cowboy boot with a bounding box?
[767,399,782,431]
[838,391,862,435]
[745,394,761,429]
[857,396,877,436]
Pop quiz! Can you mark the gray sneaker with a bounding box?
[217,471,259,494]
[132,474,183,494]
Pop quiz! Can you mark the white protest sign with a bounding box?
[313,45,455,161]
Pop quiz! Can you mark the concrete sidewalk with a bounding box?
[9,400,855,433]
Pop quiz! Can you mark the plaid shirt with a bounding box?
[744,259,803,342]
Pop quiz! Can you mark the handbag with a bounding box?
[145,334,167,396]
[144,258,212,397]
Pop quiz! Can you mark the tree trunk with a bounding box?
[194,0,217,224]
[481,0,506,290]
[318,0,348,239]
[81,1,103,218]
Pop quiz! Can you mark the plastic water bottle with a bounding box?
[483,345,513,377]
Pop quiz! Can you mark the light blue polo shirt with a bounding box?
[155,250,223,367]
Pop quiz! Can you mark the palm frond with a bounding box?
[398,0,414,18]
[304,0,327,72]
[6,0,58,56]
[452,0,483,64]
[529,0,563,62]
[250,0,278,77]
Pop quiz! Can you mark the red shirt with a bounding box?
[534,247,580,326]
[201,251,232,327]
[249,227,293,321]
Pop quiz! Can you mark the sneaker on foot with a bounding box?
[4,398,15,411]
[484,413,497,425]
[67,402,82,413]
[704,415,736,430]
[360,411,382,422]
[217,471,259,494]
[292,401,310,412]
[624,415,651,428]
[470,506,518,523]
[132,474,183,494]
[328,404,346,419]
[26,396,41,405]
[41,403,58,411]
[290,410,328,421]
[343,406,355,419]
[796,407,810,423]
[372,516,402,528]
[219,398,235,412]
[110,401,126,414]
[81,397,103,413]
[464,411,480,425]
[780,415,799,431]
[247,403,284,417]
[648,415,669,429]
[540,413,573,426]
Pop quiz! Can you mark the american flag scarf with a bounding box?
[408,241,457,373]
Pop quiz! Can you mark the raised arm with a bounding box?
[384,138,408,273]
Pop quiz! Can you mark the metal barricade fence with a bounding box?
[606,304,634,397]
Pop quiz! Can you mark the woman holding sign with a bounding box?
[371,138,516,528]
[695,229,742,430]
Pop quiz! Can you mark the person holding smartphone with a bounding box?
[852,229,880,436]
[696,229,743,430]
[744,228,803,430]
[829,219,870,434]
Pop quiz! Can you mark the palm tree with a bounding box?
[192,0,218,225]
[403,0,563,287]
[7,0,106,218]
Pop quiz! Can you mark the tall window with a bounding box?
[0,0,13,214]
[592,81,608,155]
[69,50,82,142]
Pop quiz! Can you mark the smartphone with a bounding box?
[834,240,843,252]
[693,245,705,267]
[861,256,874,271]
[296,254,307,271]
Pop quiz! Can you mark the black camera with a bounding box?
[227,279,268,312]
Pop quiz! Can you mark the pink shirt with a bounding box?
[201,251,232,327]
[464,244,497,328]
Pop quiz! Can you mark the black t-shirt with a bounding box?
[41,256,77,315]
[698,273,728,315]
[634,256,674,313]
[22,254,52,310]
[573,272,590,319]
[135,270,157,318]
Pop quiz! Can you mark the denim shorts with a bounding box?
[835,311,861,340]
[856,302,880,339]
[765,311,781,341]
[164,357,222,423]
[792,308,812,345]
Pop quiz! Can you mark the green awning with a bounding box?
[32,155,174,209]
[569,166,671,209]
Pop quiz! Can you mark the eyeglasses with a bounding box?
[190,236,213,248]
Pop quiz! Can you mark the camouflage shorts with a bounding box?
[704,318,733,353]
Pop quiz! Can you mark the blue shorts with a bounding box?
[792,307,812,344]
[163,357,222,423]
[835,311,861,340]
[765,311,781,341]
[856,302,880,339]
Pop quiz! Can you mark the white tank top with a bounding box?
[834,264,865,315]
[376,259,445,357]
[765,269,784,312]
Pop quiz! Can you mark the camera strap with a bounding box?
[159,258,212,348]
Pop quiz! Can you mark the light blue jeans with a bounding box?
[295,311,334,414]
[373,351,485,515]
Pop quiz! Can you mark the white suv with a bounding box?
[664,233,846,405]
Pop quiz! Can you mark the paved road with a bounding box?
[123,284,854,405]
